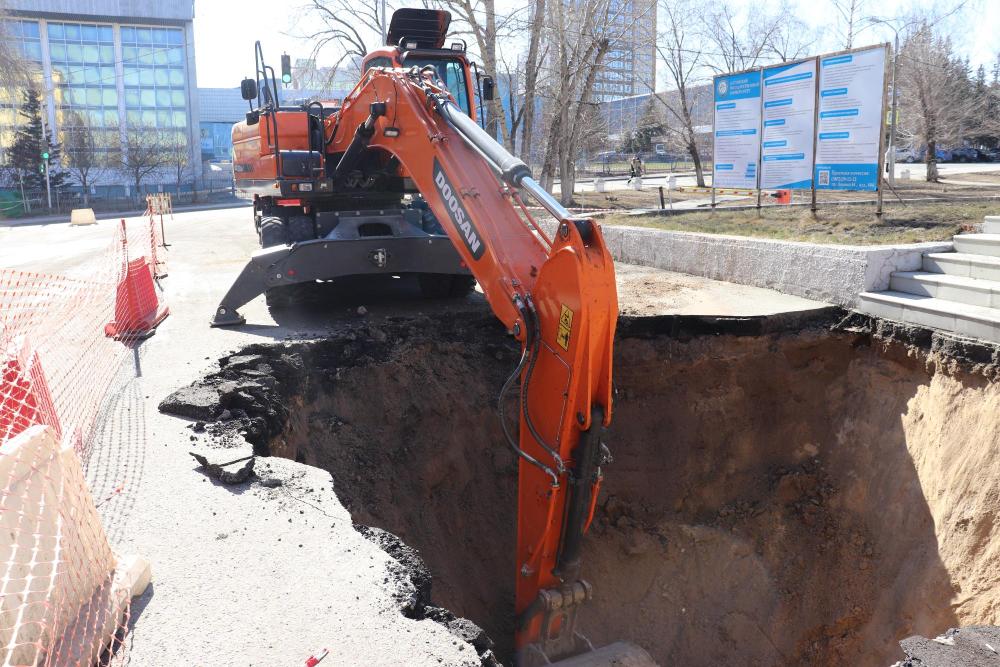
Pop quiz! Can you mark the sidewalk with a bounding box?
[0,199,249,228]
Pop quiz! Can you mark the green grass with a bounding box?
[601,201,998,245]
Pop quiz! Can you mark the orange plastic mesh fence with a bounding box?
[1,218,165,665]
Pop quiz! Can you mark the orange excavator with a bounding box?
[211,9,653,666]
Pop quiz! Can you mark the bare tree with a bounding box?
[763,2,817,63]
[536,0,630,204]
[162,134,191,197]
[517,0,547,162]
[0,2,31,90]
[831,0,866,50]
[120,126,170,201]
[440,0,521,145]
[701,1,785,73]
[652,0,710,186]
[295,0,388,88]
[896,25,983,181]
[61,112,117,206]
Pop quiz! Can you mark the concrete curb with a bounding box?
[549,220,952,307]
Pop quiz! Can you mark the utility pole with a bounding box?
[887,32,899,187]
[380,0,387,44]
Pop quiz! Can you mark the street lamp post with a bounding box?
[887,31,899,187]
[864,17,924,188]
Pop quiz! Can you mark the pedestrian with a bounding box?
[628,154,644,184]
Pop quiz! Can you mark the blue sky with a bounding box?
[193,0,1000,89]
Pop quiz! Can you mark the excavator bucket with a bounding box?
[543,642,658,667]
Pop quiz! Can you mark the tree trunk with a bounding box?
[926,139,939,182]
[689,139,706,187]
[559,154,576,206]
[518,0,546,164]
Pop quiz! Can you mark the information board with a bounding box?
[760,58,817,190]
[713,71,762,189]
[814,46,887,190]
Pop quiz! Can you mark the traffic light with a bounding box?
[41,151,49,160]
[280,54,291,85]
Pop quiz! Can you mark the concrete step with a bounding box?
[858,290,1000,342]
[984,216,1000,234]
[953,234,1000,257]
[890,271,1000,308]
[924,252,1000,282]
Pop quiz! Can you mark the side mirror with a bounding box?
[246,109,260,126]
[241,78,258,101]
[481,75,495,101]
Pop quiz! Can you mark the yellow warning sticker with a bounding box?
[556,304,574,350]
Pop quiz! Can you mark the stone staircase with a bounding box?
[858,216,1000,343]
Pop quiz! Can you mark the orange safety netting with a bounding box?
[1,218,165,665]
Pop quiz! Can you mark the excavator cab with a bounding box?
[362,8,493,121]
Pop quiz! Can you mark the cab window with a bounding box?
[406,58,470,116]
[364,56,393,72]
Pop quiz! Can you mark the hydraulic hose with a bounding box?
[498,343,559,487]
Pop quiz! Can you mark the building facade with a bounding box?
[2,0,199,197]
[197,86,349,169]
[593,0,656,102]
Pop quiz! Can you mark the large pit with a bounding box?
[164,311,1000,666]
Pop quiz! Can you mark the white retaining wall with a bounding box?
[551,221,952,307]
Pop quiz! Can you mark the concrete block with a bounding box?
[954,234,1000,257]
[0,425,148,664]
[859,290,1000,343]
[983,216,1000,234]
[70,208,97,226]
[574,221,950,307]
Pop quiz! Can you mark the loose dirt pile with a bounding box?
[161,311,1000,666]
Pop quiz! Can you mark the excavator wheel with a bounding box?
[287,214,316,242]
[259,216,288,248]
[417,273,454,298]
[450,275,477,297]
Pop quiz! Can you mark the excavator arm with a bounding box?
[335,69,627,664]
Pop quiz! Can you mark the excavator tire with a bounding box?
[259,216,288,248]
[417,273,456,298]
[265,285,300,311]
[450,275,477,297]
[287,214,316,242]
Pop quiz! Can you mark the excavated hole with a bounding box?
[176,312,1000,666]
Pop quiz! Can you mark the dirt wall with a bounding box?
[164,313,1000,666]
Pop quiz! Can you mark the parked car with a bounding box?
[893,147,919,163]
[915,147,954,162]
[973,148,997,162]
[951,147,979,162]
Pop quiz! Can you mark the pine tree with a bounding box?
[6,88,69,197]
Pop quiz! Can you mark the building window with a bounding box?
[120,24,187,142]
[0,20,47,163]
[45,21,122,165]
